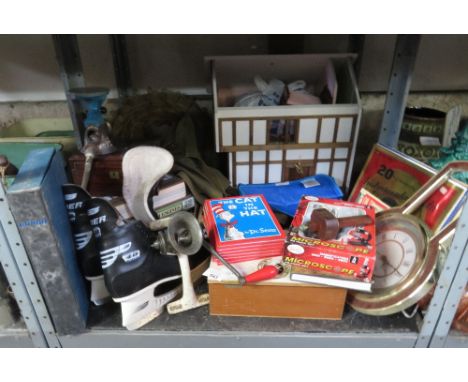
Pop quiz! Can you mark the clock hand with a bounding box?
[380,255,403,277]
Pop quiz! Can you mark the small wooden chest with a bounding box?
[68,152,124,196]
[208,281,346,320]
[206,255,347,320]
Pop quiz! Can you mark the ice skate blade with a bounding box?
[167,293,210,314]
[124,306,164,331]
[114,275,181,331]
[166,256,211,315]
[167,253,210,315]
[86,275,111,306]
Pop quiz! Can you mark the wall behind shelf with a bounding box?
[2,35,468,103]
[2,35,468,173]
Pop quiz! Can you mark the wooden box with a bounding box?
[207,54,362,192]
[68,152,124,196]
[208,281,346,319]
[206,256,347,319]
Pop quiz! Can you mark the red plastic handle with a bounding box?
[244,265,283,283]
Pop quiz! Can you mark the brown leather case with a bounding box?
[68,152,124,196]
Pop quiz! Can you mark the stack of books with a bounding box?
[283,196,376,292]
[203,194,286,264]
[150,174,196,219]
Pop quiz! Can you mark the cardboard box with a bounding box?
[7,148,89,335]
[283,197,376,291]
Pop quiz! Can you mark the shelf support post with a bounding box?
[415,199,468,347]
[109,35,133,102]
[378,34,421,148]
[0,183,61,348]
[52,34,86,150]
[347,34,365,81]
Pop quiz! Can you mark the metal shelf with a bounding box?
[377,35,468,348]
[59,291,420,347]
[445,330,468,347]
[55,35,468,348]
[0,183,60,347]
[0,297,33,347]
[1,34,466,347]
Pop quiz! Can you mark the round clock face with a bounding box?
[374,229,418,289]
[373,215,426,291]
[347,212,434,316]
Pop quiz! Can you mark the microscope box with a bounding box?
[7,147,89,335]
[205,256,346,319]
[283,196,376,292]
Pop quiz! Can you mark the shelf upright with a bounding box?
[427,200,468,347]
[378,34,421,148]
[0,183,61,347]
[378,34,468,347]
[53,35,86,150]
[109,34,133,102]
[414,200,468,347]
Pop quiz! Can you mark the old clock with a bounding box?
[348,161,467,316]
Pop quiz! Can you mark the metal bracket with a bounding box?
[109,35,133,101]
[430,204,468,347]
[415,198,468,347]
[268,35,305,54]
[0,183,61,347]
[347,35,365,81]
[378,35,421,148]
[52,34,86,149]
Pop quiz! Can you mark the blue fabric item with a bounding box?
[238,174,343,217]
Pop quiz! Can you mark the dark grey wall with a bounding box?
[1,35,468,102]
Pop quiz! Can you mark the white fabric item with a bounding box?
[122,146,174,226]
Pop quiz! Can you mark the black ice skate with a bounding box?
[98,219,208,330]
[62,184,111,305]
[85,197,123,239]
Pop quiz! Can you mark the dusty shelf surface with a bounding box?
[87,303,420,334]
[0,296,32,347]
[446,329,468,347]
[85,282,420,335]
[0,297,24,331]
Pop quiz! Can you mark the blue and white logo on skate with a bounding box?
[74,231,93,250]
[66,201,83,210]
[87,206,100,216]
[93,226,102,238]
[64,192,77,201]
[68,211,76,222]
[89,215,106,226]
[100,242,141,269]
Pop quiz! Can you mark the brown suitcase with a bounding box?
[68,152,124,196]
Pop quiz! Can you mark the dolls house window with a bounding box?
[267,119,298,144]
